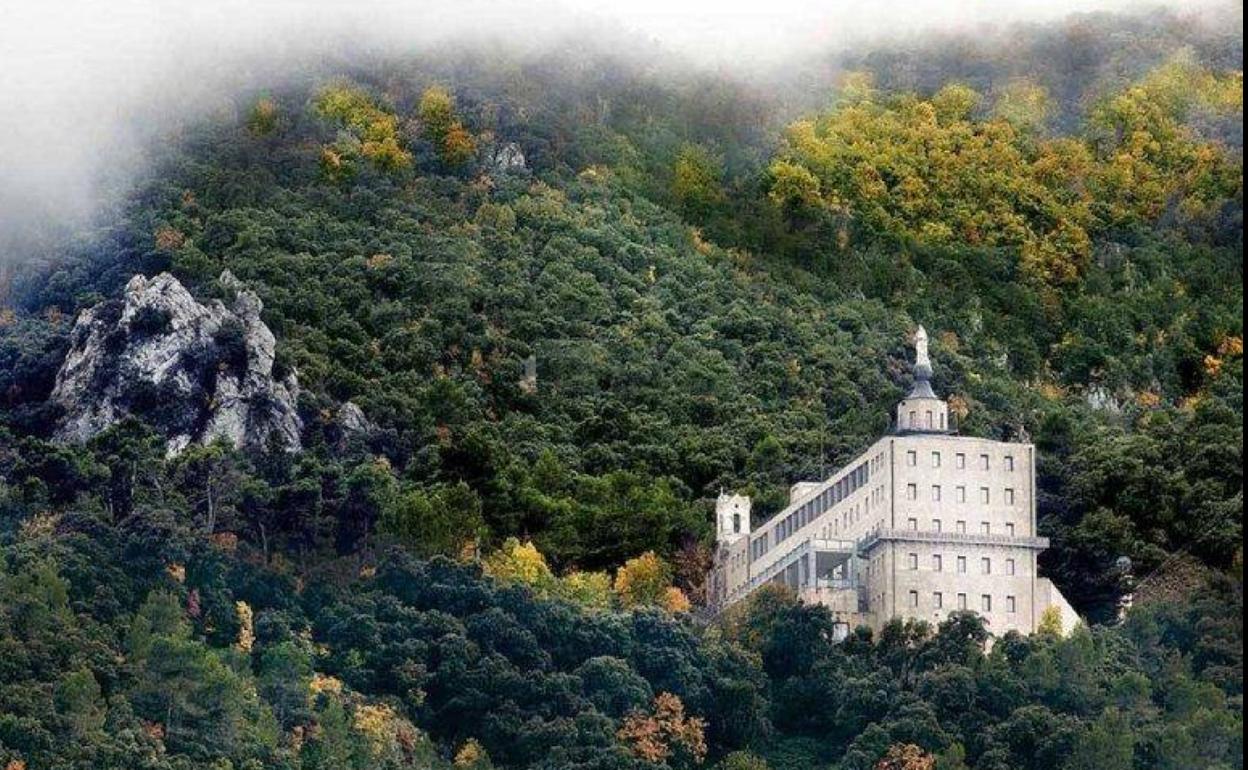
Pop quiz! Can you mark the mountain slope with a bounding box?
[0,13,1242,769]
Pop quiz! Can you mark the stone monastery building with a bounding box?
[708,327,1078,638]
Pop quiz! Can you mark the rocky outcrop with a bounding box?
[336,401,373,435]
[489,142,527,174]
[50,271,302,455]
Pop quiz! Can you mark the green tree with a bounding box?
[258,641,313,729]
[54,668,105,738]
[171,440,246,534]
[89,419,163,521]
[672,143,725,219]
[380,481,484,557]
[1065,709,1134,770]
[718,750,770,770]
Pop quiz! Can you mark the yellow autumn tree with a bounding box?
[1038,605,1064,637]
[556,570,614,611]
[454,738,494,769]
[663,586,692,614]
[768,83,1096,285]
[483,538,556,594]
[875,743,936,770]
[234,600,254,653]
[418,86,457,143]
[314,82,412,175]
[442,123,478,167]
[614,551,689,612]
[353,702,403,760]
[766,159,823,214]
[246,97,280,136]
[419,85,476,167]
[1087,56,1242,232]
[764,63,1241,287]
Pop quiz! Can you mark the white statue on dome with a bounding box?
[914,325,932,378]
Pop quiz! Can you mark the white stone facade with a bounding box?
[708,327,1075,638]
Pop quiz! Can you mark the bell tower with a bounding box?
[896,325,950,433]
[715,492,751,544]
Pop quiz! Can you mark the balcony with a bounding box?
[720,536,858,608]
[856,528,1050,556]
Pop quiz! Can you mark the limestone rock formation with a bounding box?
[336,401,373,435]
[50,271,302,455]
[489,142,527,174]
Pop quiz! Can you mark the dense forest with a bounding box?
[0,5,1242,769]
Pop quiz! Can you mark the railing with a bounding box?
[856,528,1050,556]
[722,536,856,606]
[812,577,857,591]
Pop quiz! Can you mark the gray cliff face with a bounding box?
[50,271,302,455]
[489,142,527,174]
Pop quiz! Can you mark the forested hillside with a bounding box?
[0,5,1242,769]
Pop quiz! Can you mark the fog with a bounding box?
[0,0,1226,257]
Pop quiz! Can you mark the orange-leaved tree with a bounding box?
[617,692,707,767]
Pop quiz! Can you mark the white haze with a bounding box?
[0,0,1222,257]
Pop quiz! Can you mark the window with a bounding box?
[907,450,917,466]
[982,594,992,612]
[933,519,942,532]
[980,454,990,470]
[957,593,968,610]
[931,451,941,468]
[981,557,992,574]
[981,522,991,535]
[956,453,966,469]
[908,553,918,570]
[909,590,919,608]
[732,513,740,533]
[1006,523,1016,537]
[933,592,943,609]
[956,486,966,503]
[925,410,934,428]
[1007,596,1017,613]
[1005,455,1015,471]
[956,520,966,534]
[909,411,917,427]
[980,487,990,504]
[931,485,942,502]
[1005,559,1016,576]
[1005,488,1016,505]
[932,554,943,572]
[907,484,918,501]
[907,517,918,530]
[957,556,967,574]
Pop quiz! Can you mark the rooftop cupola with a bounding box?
[896,325,951,434]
